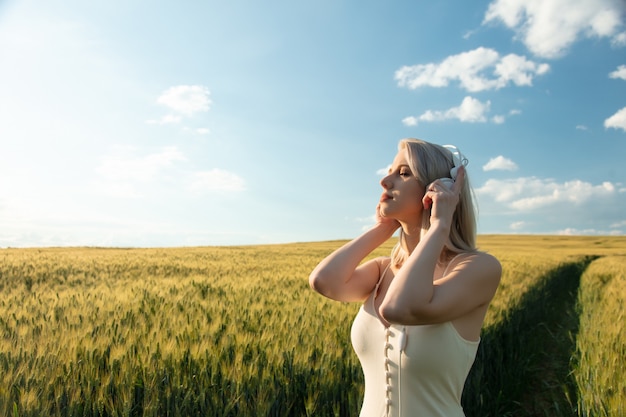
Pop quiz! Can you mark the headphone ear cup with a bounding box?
[443,144,467,181]
[450,165,459,180]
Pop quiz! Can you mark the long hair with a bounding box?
[390,138,478,268]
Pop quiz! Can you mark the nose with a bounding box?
[380,173,392,189]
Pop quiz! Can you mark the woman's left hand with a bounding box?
[422,165,465,227]
[375,203,401,234]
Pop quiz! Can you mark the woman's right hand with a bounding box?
[309,203,399,302]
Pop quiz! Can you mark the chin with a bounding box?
[381,209,399,220]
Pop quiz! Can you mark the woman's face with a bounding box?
[379,148,424,225]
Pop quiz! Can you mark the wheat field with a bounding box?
[0,235,624,416]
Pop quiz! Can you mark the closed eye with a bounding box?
[399,168,412,177]
[385,164,413,178]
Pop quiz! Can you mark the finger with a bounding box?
[428,181,440,192]
[452,165,465,194]
[422,193,432,210]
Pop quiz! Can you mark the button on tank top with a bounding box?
[350,263,479,417]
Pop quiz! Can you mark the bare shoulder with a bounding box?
[374,255,392,272]
[453,251,500,271]
[469,251,501,275]
[360,256,392,280]
[334,255,392,303]
[448,251,502,291]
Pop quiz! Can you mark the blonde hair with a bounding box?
[390,138,477,267]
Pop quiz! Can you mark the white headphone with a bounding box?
[442,144,469,181]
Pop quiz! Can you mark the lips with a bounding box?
[380,193,392,202]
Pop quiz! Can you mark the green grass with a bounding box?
[573,255,626,416]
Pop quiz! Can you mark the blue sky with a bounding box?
[1,0,625,247]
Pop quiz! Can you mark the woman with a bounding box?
[309,138,501,417]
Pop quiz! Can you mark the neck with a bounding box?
[400,221,450,263]
[400,221,421,254]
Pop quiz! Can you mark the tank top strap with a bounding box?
[374,261,391,297]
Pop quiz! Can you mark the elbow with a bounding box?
[308,272,321,292]
[308,271,329,295]
[379,302,406,325]
[309,270,344,301]
[379,301,428,326]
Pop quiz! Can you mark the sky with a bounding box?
[1,0,625,248]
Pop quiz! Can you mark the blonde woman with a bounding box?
[309,138,501,417]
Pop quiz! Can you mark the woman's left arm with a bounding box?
[380,243,501,325]
[379,167,501,325]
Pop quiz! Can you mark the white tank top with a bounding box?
[350,262,479,417]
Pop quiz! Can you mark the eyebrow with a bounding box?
[388,164,410,174]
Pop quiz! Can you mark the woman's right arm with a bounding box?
[309,220,398,302]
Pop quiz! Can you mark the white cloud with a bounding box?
[557,228,592,236]
[609,65,626,80]
[494,53,550,85]
[483,156,519,171]
[402,116,418,126]
[145,114,183,125]
[483,0,626,58]
[610,220,626,228]
[156,85,211,116]
[403,96,491,127]
[187,169,246,193]
[557,227,623,236]
[463,29,478,40]
[576,125,589,131]
[93,181,142,199]
[613,31,626,47]
[182,127,211,135]
[147,85,213,131]
[604,106,626,131]
[395,47,549,92]
[492,115,505,124]
[477,177,616,210]
[96,146,186,182]
[376,165,391,176]
[510,221,527,230]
